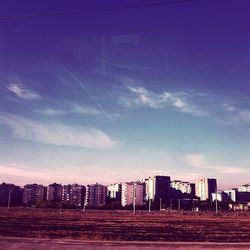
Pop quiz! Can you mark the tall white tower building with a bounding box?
[195,178,217,201]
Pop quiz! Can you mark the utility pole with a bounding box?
[178,199,181,211]
[148,198,151,213]
[8,189,12,209]
[133,183,136,215]
[83,189,87,212]
[159,198,162,211]
[215,190,218,214]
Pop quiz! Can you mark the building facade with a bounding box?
[86,183,107,207]
[171,180,195,195]
[211,191,229,202]
[23,184,45,206]
[0,183,22,207]
[224,189,237,202]
[121,182,145,207]
[62,184,85,207]
[47,183,63,202]
[195,178,217,201]
[238,184,250,192]
[145,177,155,201]
[107,183,121,202]
[145,176,171,205]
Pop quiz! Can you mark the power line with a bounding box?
[0,0,194,21]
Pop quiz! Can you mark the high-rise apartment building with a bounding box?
[86,183,107,207]
[145,176,171,204]
[121,182,145,207]
[0,182,22,207]
[62,184,85,207]
[224,189,237,202]
[23,184,45,206]
[145,177,154,200]
[211,191,229,202]
[171,180,195,196]
[238,184,250,192]
[107,183,122,202]
[47,183,63,202]
[195,178,217,201]
[225,188,250,203]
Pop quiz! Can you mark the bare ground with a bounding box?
[0,208,250,242]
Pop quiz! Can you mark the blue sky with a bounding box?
[0,0,250,188]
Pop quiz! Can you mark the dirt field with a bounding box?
[0,208,250,242]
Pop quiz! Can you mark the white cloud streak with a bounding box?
[184,153,246,174]
[0,162,132,186]
[40,103,101,116]
[0,113,117,149]
[120,85,207,117]
[120,84,250,126]
[0,164,55,180]
[7,83,40,100]
[222,104,250,125]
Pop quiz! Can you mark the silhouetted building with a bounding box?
[195,178,217,201]
[86,183,107,207]
[23,184,46,206]
[154,175,171,204]
[145,176,171,205]
[225,186,250,204]
[47,183,63,202]
[236,192,250,203]
[0,182,22,207]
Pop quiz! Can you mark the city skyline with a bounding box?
[1,0,250,189]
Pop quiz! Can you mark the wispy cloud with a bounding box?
[0,113,117,149]
[7,83,40,100]
[41,108,66,116]
[120,85,207,117]
[222,104,250,125]
[0,162,130,185]
[184,153,246,174]
[120,84,250,126]
[0,164,55,180]
[40,103,101,116]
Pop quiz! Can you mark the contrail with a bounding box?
[64,68,114,122]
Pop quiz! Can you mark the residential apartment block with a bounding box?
[23,184,46,206]
[86,183,107,207]
[195,178,217,201]
[47,183,63,202]
[121,182,145,207]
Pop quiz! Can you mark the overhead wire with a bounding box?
[0,0,194,20]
